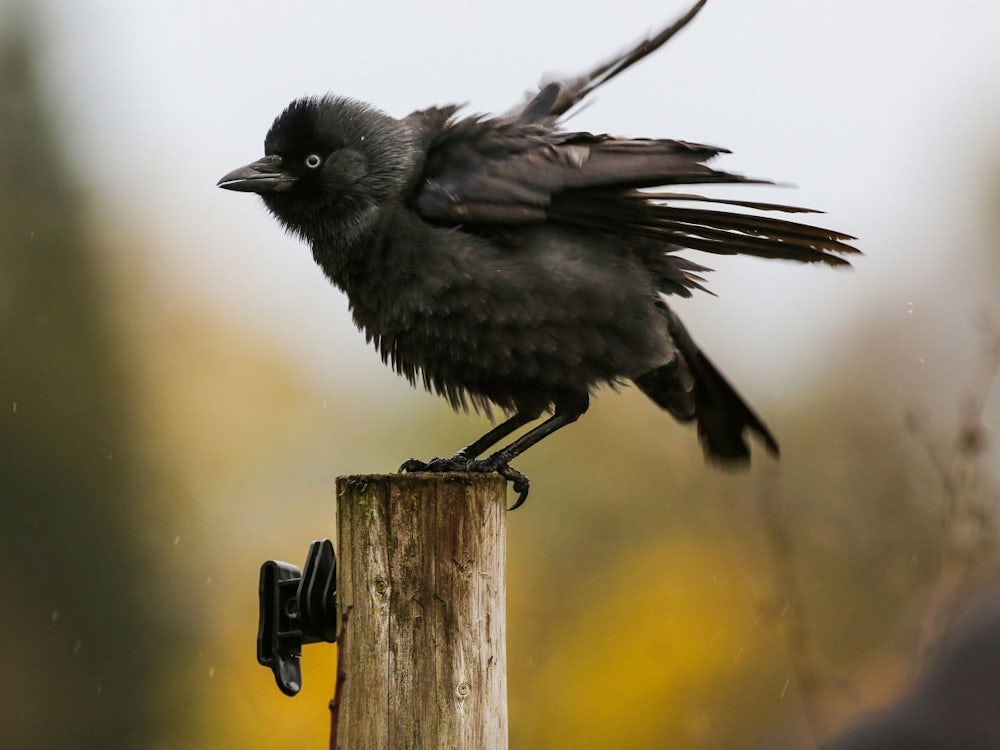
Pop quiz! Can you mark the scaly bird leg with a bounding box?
[401,394,589,509]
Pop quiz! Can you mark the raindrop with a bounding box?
[11,402,16,414]
[51,610,59,623]
[208,667,215,678]
[73,641,82,655]
[173,535,181,546]
[205,577,212,586]
[906,301,914,315]
[780,677,790,699]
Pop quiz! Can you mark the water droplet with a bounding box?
[11,402,16,414]
[780,677,790,699]
[208,667,215,678]
[205,577,212,586]
[51,610,59,623]
[173,535,180,546]
[73,641,82,655]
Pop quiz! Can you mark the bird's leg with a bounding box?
[468,396,589,510]
[458,408,545,460]
[399,408,542,474]
[400,394,588,509]
[481,407,585,469]
[474,396,589,509]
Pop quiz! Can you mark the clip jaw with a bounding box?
[257,539,338,696]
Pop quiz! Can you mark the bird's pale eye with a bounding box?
[304,154,322,169]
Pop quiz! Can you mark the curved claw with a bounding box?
[480,461,530,511]
[498,466,530,510]
[399,458,430,473]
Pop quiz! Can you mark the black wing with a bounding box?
[412,118,858,271]
[507,0,709,123]
[408,0,857,285]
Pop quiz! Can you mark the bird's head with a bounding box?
[218,95,412,243]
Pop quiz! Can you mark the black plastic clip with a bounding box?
[257,539,338,696]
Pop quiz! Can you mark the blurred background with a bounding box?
[2,0,999,747]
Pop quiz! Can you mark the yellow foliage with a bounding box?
[514,539,765,748]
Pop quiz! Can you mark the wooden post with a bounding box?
[335,473,508,750]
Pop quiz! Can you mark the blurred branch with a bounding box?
[756,479,849,747]
[909,313,1000,662]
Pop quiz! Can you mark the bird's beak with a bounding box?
[217,154,294,193]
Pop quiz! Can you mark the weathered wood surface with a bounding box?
[335,473,508,750]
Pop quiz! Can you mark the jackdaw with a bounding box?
[218,0,857,507]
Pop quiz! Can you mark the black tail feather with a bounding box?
[634,306,779,463]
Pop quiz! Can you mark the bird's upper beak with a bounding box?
[217,154,294,193]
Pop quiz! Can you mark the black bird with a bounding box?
[218,0,857,508]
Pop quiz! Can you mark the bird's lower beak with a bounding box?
[217,154,294,193]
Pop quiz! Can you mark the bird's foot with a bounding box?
[398,454,474,474]
[398,454,530,510]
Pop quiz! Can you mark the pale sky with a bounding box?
[11,0,1000,398]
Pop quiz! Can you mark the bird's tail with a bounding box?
[633,306,779,463]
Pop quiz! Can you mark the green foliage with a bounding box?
[0,17,166,750]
